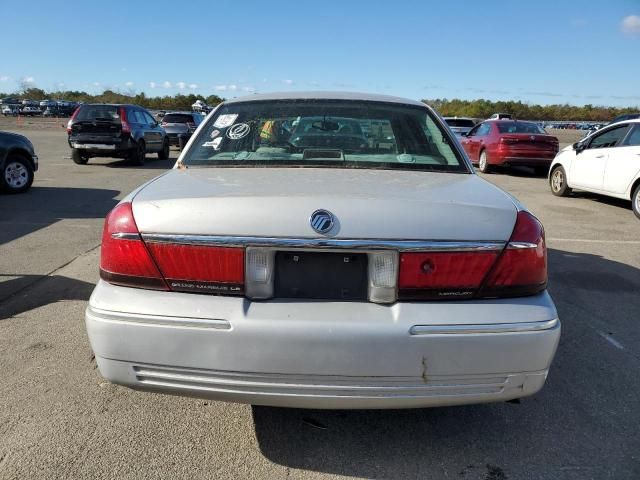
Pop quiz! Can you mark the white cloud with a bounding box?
[242,86,255,92]
[283,79,294,85]
[149,81,157,88]
[93,81,100,87]
[214,84,240,92]
[188,83,198,89]
[24,76,35,84]
[621,15,640,34]
[125,81,134,87]
[57,82,65,89]
[176,81,187,89]
[162,81,172,88]
[0,75,9,82]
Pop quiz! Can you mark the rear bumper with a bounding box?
[86,281,561,409]
[166,132,192,146]
[501,156,554,167]
[68,136,134,155]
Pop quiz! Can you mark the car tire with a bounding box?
[1,155,34,193]
[71,148,89,165]
[158,139,170,160]
[478,150,492,173]
[130,140,146,166]
[632,184,640,220]
[550,165,572,197]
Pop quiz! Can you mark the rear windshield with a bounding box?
[445,118,475,128]
[497,122,545,134]
[182,100,468,173]
[163,113,196,124]
[75,105,120,122]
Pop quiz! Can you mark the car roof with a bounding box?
[165,111,197,115]
[223,91,426,107]
[613,118,640,124]
[82,103,140,108]
[443,116,474,120]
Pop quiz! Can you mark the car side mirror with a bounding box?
[573,142,586,153]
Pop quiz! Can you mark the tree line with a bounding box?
[424,98,638,122]
[2,87,638,120]
[1,87,224,111]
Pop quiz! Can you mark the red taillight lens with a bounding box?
[146,243,245,295]
[398,252,498,300]
[99,203,168,290]
[480,211,547,297]
[119,107,131,134]
[66,106,80,134]
[397,211,547,301]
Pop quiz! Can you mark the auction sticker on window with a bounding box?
[213,114,238,128]
[202,137,223,150]
[226,123,251,140]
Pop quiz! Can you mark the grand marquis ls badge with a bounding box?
[310,209,335,234]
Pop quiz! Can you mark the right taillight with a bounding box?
[397,210,547,301]
[119,107,131,134]
[479,210,547,298]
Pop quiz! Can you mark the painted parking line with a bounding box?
[596,330,625,350]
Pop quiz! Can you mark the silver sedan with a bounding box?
[86,92,560,409]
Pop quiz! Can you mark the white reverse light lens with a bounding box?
[370,252,398,287]
[368,252,399,303]
[245,248,275,299]
[247,249,269,283]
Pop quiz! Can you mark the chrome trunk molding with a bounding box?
[140,234,506,252]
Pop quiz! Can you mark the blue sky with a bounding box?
[1,0,639,106]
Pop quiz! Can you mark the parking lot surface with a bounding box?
[1,120,639,479]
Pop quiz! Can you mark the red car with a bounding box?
[460,120,559,174]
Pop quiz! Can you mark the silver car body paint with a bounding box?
[87,92,560,409]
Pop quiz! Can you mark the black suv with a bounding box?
[1,131,38,193]
[67,104,169,165]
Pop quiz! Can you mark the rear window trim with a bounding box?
[184,99,473,174]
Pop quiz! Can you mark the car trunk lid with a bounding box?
[131,168,517,241]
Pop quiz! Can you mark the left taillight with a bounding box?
[99,202,245,294]
[66,106,80,134]
[99,202,168,290]
[146,243,245,295]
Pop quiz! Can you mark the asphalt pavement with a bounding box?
[1,125,639,479]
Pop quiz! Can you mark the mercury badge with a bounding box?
[309,209,335,234]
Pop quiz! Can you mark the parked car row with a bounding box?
[1,98,81,117]
[7,97,640,221]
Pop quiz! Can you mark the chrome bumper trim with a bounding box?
[140,234,506,252]
[86,306,231,330]
[410,318,558,335]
